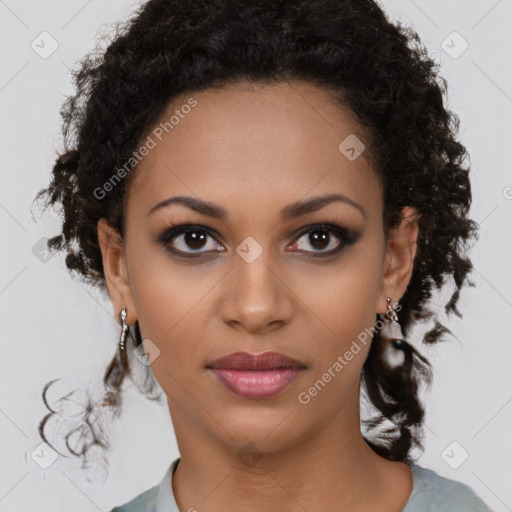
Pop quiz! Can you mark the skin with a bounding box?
[98,80,421,512]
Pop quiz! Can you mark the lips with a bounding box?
[206,351,306,399]
[206,351,306,371]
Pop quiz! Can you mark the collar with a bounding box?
[155,457,181,512]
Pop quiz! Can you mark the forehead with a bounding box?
[127,81,381,220]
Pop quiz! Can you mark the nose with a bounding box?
[219,250,294,335]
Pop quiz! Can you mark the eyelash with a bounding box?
[156,217,361,259]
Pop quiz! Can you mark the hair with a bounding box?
[33,0,478,473]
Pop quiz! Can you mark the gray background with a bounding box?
[1,0,511,510]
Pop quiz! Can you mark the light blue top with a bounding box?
[109,457,493,512]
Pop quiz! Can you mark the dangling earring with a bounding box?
[381,296,406,351]
[119,306,128,353]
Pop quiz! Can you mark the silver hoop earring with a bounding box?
[119,306,128,352]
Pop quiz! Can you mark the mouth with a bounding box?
[206,351,306,399]
[206,351,306,371]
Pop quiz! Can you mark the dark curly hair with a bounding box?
[33,0,479,473]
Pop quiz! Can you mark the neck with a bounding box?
[169,388,413,512]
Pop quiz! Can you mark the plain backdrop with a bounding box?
[1,0,511,510]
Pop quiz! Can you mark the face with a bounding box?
[98,80,419,455]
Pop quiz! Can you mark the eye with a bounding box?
[157,223,225,257]
[287,223,359,257]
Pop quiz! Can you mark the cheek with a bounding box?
[127,248,220,373]
[292,251,383,350]
[292,260,382,410]
[130,266,212,405]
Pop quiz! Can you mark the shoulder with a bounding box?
[403,464,494,512]
[106,457,180,512]
[107,484,158,512]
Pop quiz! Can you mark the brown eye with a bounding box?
[158,224,225,257]
[292,229,340,252]
[181,230,208,250]
[288,223,360,257]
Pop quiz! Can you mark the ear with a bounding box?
[377,206,421,315]
[97,218,137,325]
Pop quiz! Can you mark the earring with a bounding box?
[381,296,406,351]
[119,306,128,353]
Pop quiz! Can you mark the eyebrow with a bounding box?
[147,193,366,221]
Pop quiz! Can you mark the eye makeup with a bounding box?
[154,213,362,260]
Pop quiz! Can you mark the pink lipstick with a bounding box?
[206,351,305,399]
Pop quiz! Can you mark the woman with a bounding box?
[34,0,493,510]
